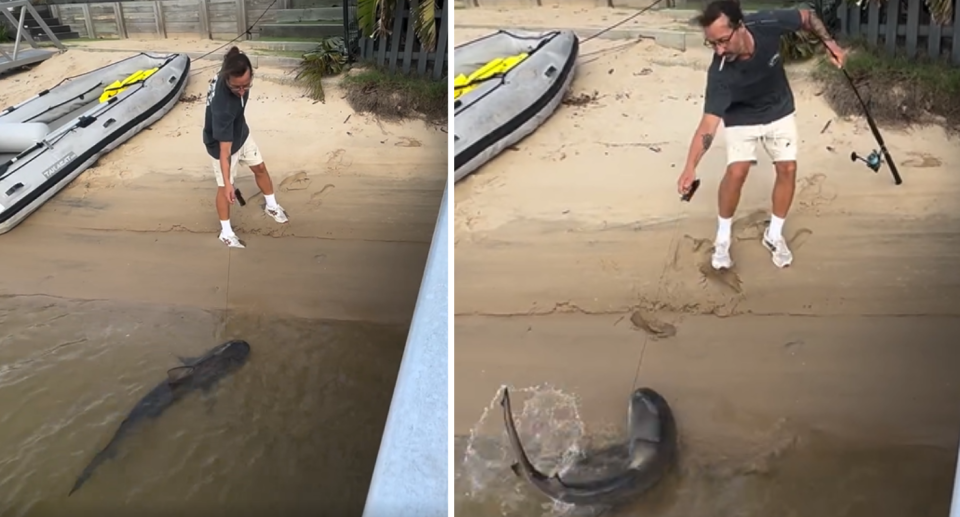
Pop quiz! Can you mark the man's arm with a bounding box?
[683,114,723,172]
[219,141,232,187]
[798,9,845,60]
[797,10,832,42]
[684,65,728,171]
[210,96,235,187]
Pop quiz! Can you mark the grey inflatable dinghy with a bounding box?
[0,52,190,234]
[453,29,578,183]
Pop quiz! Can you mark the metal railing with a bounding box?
[0,0,65,72]
[361,184,449,517]
[952,439,960,517]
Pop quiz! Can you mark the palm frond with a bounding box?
[377,0,395,39]
[413,0,437,52]
[357,0,380,38]
[294,37,348,103]
[925,0,953,25]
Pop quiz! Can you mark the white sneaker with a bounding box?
[219,232,245,248]
[711,239,734,270]
[762,229,793,268]
[265,204,288,224]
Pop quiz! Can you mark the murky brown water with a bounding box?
[0,294,407,516]
[454,387,957,517]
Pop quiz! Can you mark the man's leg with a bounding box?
[713,125,759,270]
[238,136,288,223]
[761,114,799,268]
[213,155,244,248]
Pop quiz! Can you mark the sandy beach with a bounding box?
[453,21,960,517]
[0,43,447,324]
[0,44,445,514]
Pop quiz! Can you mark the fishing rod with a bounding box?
[823,43,903,185]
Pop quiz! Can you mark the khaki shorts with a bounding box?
[211,135,263,187]
[724,113,798,165]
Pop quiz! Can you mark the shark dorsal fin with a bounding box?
[176,355,199,366]
[166,366,194,385]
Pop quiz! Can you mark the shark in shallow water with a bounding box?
[501,386,678,508]
[68,339,251,496]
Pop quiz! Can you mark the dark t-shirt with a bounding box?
[202,75,250,160]
[703,9,803,127]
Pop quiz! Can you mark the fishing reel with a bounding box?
[850,150,883,173]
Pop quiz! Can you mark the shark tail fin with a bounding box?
[68,466,94,496]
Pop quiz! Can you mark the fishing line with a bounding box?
[629,180,700,391]
[185,0,278,330]
[579,0,667,44]
[191,0,279,65]
[455,0,667,94]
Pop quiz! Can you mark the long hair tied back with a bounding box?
[220,46,253,81]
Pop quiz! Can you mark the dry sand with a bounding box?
[0,46,447,325]
[454,21,960,513]
[454,5,692,32]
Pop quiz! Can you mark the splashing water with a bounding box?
[454,383,957,517]
[455,384,592,517]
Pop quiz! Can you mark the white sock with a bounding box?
[264,193,278,209]
[220,220,234,236]
[716,216,733,243]
[768,215,785,241]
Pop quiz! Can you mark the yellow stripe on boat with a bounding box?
[99,67,160,103]
[453,53,528,100]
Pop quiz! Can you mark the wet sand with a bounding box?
[0,48,446,514]
[453,23,960,517]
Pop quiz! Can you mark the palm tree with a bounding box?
[357,0,439,52]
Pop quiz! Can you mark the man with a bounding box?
[203,46,288,249]
[676,1,845,269]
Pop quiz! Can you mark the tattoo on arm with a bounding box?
[701,133,714,151]
[802,11,833,42]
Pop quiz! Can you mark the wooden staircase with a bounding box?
[1,2,80,41]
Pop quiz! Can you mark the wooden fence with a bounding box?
[358,0,448,79]
[837,0,960,64]
[48,0,281,39]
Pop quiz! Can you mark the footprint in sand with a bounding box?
[309,184,336,206]
[280,171,311,192]
[901,151,942,168]
[671,235,744,294]
[393,136,422,148]
[324,148,353,174]
[629,310,677,340]
[732,209,770,242]
[796,173,837,210]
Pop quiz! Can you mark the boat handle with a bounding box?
[103,118,117,128]
[169,76,177,84]
[544,65,557,78]
[5,183,24,197]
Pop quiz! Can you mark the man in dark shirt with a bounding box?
[202,46,288,249]
[676,1,845,269]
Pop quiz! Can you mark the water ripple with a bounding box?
[0,295,406,516]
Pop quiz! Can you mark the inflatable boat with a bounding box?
[453,30,579,183]
[0,52,190,234]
